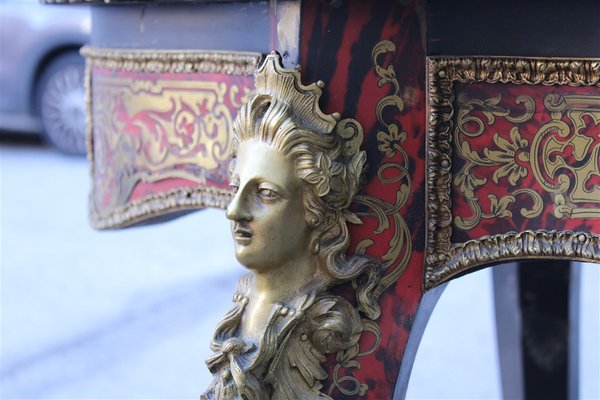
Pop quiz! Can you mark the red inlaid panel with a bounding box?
[89,65,255,228]
[450,83,600,244]
[301,1,426,398]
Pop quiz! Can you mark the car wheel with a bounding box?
[36,51,87,155]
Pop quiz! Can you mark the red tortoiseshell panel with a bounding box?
[451,83,600,245]
[88,65,255,228]
[301,1,426,398]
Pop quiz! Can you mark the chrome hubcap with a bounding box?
[41,63,86,154]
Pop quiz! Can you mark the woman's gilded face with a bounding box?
[226,139,312,272]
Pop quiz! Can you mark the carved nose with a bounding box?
[226,191,252,221]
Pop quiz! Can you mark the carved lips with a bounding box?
[232,223,253,245]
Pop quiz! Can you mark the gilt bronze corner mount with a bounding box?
[202,53,382,400]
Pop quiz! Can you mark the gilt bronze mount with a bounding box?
[202,53,382,400]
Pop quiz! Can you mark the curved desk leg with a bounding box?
[392,283,447,400]
[493,261,580,400]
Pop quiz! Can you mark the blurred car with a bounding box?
[0,0,90,155]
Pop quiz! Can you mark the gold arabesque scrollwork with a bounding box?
[327,39,413,398]
[427,56,600,289]
[452,94,543,230]
[328,319,381,397]
[453,91,600,229]
[530,93,600,218]
[82,47,261,229]
[365,40,413,290]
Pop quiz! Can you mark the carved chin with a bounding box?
[233,246,252,267]
[233,245,266,271]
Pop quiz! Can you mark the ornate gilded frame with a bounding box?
[425,57,600,289]
[82,47,261,229]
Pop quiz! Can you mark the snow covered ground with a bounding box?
[1,140,598,399]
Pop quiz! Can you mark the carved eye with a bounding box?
[229,181,240,194]
[258,187,279,201]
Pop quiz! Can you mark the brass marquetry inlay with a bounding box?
[532,94,600,218]
[82,47,261,229]
[326,39,415,397]
[426,57,600,289]
[453,92,600,230]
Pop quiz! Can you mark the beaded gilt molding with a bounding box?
[426,57,600,289]
[82,46,261,229]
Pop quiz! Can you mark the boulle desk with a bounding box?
[49,0,600,398]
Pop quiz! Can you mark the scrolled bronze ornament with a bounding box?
[202,53,382,400]
[428,229,600,285]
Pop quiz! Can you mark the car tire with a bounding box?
[36,51,87,155]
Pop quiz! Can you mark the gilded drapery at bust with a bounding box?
[202,53,382,400]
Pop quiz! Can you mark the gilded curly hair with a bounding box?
[231,94,369,283]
